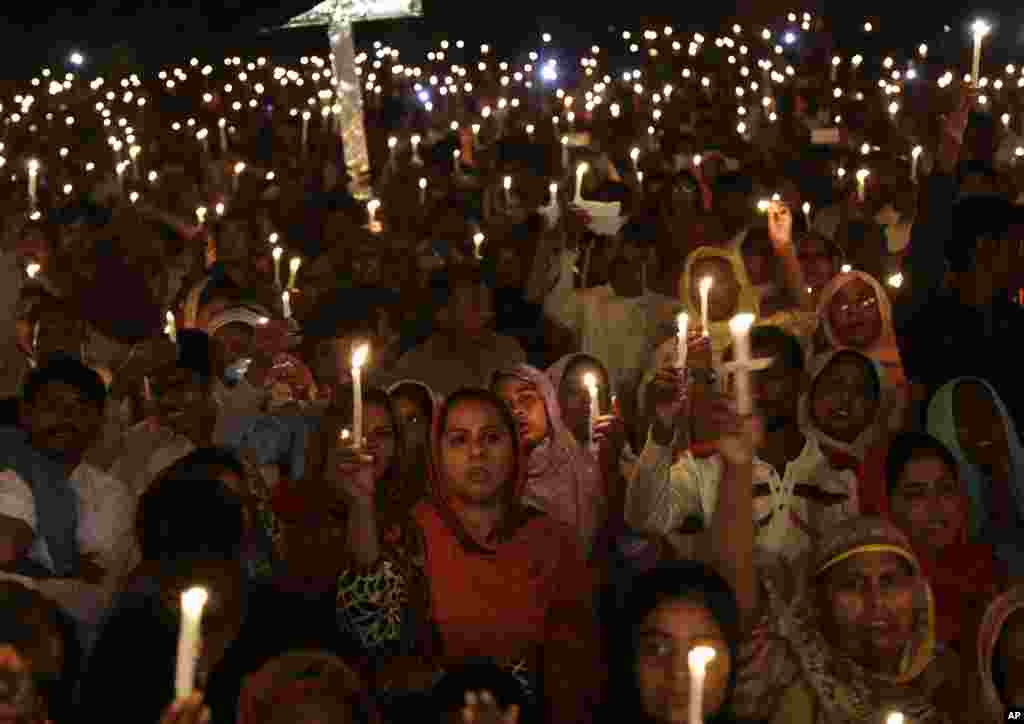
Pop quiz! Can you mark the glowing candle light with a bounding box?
[282,290,292,319]
[676,312,690,368]
[165,311,177,343]
[549,181,559,205]
[218,118,228,154]
[886,713,905,724]
[418,177,428,205]
[301,110,311,154]
[473,231,485,260]
[367,199,381,230]
[387,136,398,167]
[352,344,370,448]
[972,20,991,83]
[911,146,924,182]
[26,159,39,209]
[728,313,756,415]
[574,162,589,203]
[272,246,283,288]
[26,263,40,280]
[453,148,462,174]
[688,645,717,724]
[411,133,423,166]
[856,168,871,202]
[232,161,245,193]
[583,372,599,448]
[503,175,512,207]
[561,135,570,170]
[802,202,812,228]
[287,256,302,290]
[196,206,207,225]
[174,587,208,700]
[630,146,641,172]
[699,276,713,337]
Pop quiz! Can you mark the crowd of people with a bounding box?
[0,7,1023,723]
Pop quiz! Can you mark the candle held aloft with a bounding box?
[729,313,756,415]
[972,20,991,83]
[282,291,292,320]
[688,645,716,724]
[676,312,690,368]
[583,372,599,448]
[351,344,370,448]
[287,256,302,290]
[856,169,871,203]
[272,246,283,289]
[165,311,177,344]
[699,276,713,337]
[574,162,589,203]
[26,159,39,209]
[175,586,209,700]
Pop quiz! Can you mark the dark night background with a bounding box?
[1,1,1022,76]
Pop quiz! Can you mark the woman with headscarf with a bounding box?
[703,403,959,723]
[603,560,751,724]
[334,388,602,723]
[387,380,437,482]
[927,378,1024,575]
[492,364,610,558]
[816,271,908,429]
[977,586,1024,722]
[879,432,1004,653]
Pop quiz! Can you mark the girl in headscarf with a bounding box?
[880,432,1004,653]
[387,379,437,482]
[817,271,908,428]
[978,586,1024,722]
[604,560,750,724]
[492,364,608,557]
[927,378,1024,574]
[334,388,602,723]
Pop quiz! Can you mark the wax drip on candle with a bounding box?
[688,645,716,724]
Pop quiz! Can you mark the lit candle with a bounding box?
[26,263,40,280]
[729,313,756,415]
[287,256,302,290]
[411,134,423,166]
[676,312,690,368]
[830,55,841,83]
[387,136,398,167]
[453,149,462,174]
[418,177,428,206]
[856,169,871,203]
[972,20,991,83]
[630,146,641,172]
[196,206,207,226]
[218,118,228,154]
[549,181,559,206]
[911,146,923,182]
[129,145,141,181]
[272,246,283,288]
[503,175,512,207]
[473,232,485,260]
[561,135,570,170]
[282,290,292,319]
[352,344,370,448]
[583,372,599,447]
[232,161,245,193]
[174,586,209,701]
[802,201,812,228]
[165,311,177,344]
[688,645,717,724]
[27,159,39,209]
[886,713,905,724]
[367,199,381,230]
[699,276,713,337]
[574,162,589,203]
[301,111,311,154]
[143,376,152,402]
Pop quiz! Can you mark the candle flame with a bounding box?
[687,645,716,674]
[352,344,370,369]
[26,263,40,279]
[503,175,512,190]
[728,313,756,335]
[340,428,351,441]
[272,246,283,260]
[181,586,209,617]
[886,713,905,724]
[699,276,713,295]
[677,312,689,332]
[234,161,245,175]
[289,256,302,272]
[583,372,598,391]
[972,19,991,39]
[27,159,39,174]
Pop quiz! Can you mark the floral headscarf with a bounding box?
[779,516,942,723]
[978,586,1024,722]
[492,365,605,556]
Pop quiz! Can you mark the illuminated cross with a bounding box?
[284,0,423,196]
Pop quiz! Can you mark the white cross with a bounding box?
[284,0,422,197]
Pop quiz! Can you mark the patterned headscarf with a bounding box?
[780,516,942,723]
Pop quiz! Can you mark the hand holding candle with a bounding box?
[175,586,209,701]
[351,344,370,448]
[688,645,716,724]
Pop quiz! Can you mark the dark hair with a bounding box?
[22,355,107,410]
[176,329,213,379]
[604,560,741,724]
[949,195,1022,273]
[389,382,435,430]
[135,475,245,564]
[724,326,804,375]
[156,447,246,483]
[885,432,960,496]
[430,265,491,309]
[811,349,881,407]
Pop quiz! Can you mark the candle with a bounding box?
[676,312,690,368]
[143,376,152,402]
[27,159,39,209]
[165,311,177,344]
[911,146,923,183]
[418,177,428,206]
[688,645,716,724]
[728,313,756,416]
[174,586,209,701]
[282,290,292,319]
[503,175,512,208]
[197,129,210,155]
[561,135,570,171]
[583,372,599,447]
[387,136,398,167]
[196,206,207,226]
[352,344,370,448]
[549,182,559,206]
[272,246,283,289]
[301,111,311,154]
[232,161,245,193]
[886,713,905,724]
[856,169,871,203]
[129,145,141,181]
[26,263,40,280]
[802,202,812,228]
[367,199,381,230]
[699,276,713,337]
[287,256,302,290]
[574,162,589,203]
[830,55,841,83]
[411,134,423,166]
[972,20,991,83]
[453,149,461,174]
[630,146,641,172]
[473,232,485,260]
[218,118,228,154]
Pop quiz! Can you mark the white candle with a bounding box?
[688,645,716,724]
[473,232,485,260]
[287,256,302,290]
[143,376,152,402]
[549,182,559,206]
[418,177,428,206]
[411,134,423,166]
[352,344,370,448]
[301,111,311,154]
[26,263,40,280]
[802,201,812,228]
[165,311,177,343]
[129,145,141,181]
[453,149,461,174]
[583,372,599,447]
[387,136,398,168]
[911,146,923,182]
[197,129,210,155]
[561,136,570,171]
[282,290,292,320]
[174,586,209,701]
[972,20,991,83]
[503,175,512,208]
[630,146,641,172]
[699,276,713,337]
[232,161,245,193]
[676,312,690,368]
[367,199,381,230]
[729,313,756,415]
[196,206,207,226]
[886,713,905,724]
[856,169,871,203]
[218,118,228,154]
[272,246,283,289]
[830,55,840,83]
[27,159,39,209]
[574,162,589,203]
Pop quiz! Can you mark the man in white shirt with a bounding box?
[627,326,859,564]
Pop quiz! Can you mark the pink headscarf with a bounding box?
[494,364,606,556]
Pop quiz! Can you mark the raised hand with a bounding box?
[767,201,793,250]
[328,437,377,505]
[708,396,763,469]
[159,692,210,724]
[461,691,520,724]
